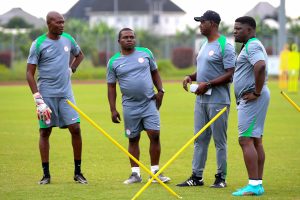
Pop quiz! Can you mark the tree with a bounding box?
[4,17,33,28]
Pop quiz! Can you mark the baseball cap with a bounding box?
[194,10,221,24]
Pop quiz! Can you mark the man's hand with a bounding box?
[33,92,52,124]
[242,92,259,103]
[155,91,164,110]
[111,110,121,123]
[182,76,192,91]
[194,82,209,95]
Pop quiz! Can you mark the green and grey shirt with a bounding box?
[233,38,268,101]
[106,47,157,107]
[196,36,236,105]
[27,32,81,97]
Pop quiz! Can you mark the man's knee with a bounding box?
[69,123,81,136]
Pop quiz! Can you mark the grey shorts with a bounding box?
[39,96,80,128]
[237,87,270,138]
[123,100,160,138]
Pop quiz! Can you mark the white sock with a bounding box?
[151,165,159,173]
[249,179,259,186]
[131,167,140,176]
[258,179,263,185]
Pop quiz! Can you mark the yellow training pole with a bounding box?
[281,91,300,112]
[132,107,227,200]
[66,100,181,199]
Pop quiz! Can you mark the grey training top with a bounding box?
[27,33,81,97]
[233,38,268,101]
[196,38,236,105]
[106,47,157,107]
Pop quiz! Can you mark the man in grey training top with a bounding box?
[106,28,170,184]
[232,16,270,196]
[26,11,87,184]
[177,10,236,188]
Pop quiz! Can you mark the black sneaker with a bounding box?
[74,173,88,184]
[210,173,226,188]
[176,174,204,187]
[38,175,50,185]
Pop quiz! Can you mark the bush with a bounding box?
[0,51,12,68]
[91,51,112,67]
[171,47,194,69]
[157,59,175,74]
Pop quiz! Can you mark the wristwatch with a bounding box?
[206,82,212,89]
[158,88,165,93]
[253,92,261,97]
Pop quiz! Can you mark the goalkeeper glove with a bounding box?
[33,92,52,124]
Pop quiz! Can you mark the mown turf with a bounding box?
[0,81,299,200]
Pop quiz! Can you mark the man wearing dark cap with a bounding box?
[177,10,236,188]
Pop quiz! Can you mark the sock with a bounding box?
[74,160,81,175]
[258,179,263,185]
[42,162,50,177]
[151,165,159,174]
[131,167,140,176]
[249,179,259,186]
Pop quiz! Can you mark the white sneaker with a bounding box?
[149,170,171,183]
[123,172,142,184]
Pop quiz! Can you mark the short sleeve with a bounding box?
[223,43,236,69]
[27,41,38,65]
[106,58,117,83]
[247,42,265,66]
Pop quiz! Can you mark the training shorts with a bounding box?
[237,87,270,138]
[39,95,80,128]
[123,100,160,138]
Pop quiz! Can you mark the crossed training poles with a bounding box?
[66,100,227,199]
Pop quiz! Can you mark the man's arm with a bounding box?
[242,60,266,102]
[26,63,38,94]
[253,60,266,95]
[151,69,164,110]
[70,51,84,73]
[193,68,234,95]
[107,82,121,123]
[26,63,52,123]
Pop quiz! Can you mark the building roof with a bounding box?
[245,1,278,20]
[0,8,45,28]
[65,0,185,20]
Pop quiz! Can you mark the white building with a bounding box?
[65,0,186,35]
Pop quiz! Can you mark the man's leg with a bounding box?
[146,129,170,183]
[128,134,141,167]
[239,137,258,179]
[146,130,160,166]
[39,127,52,184]
[123,135,143,184]
[254,137,265,193]
[68,123,87,184]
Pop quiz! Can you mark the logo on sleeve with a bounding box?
[138,57,145,63]
[209,50,214,56]
[64,46,69,52]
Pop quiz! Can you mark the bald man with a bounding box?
[26,11,87,184]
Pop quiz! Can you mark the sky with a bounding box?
[0,0,298,26]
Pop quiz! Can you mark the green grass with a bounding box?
[0,81,300,200]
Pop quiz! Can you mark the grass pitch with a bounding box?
[0,81,299,200]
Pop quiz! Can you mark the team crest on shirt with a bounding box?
[138,57,145,63]
[209,50,214,56]
[126,129,131,136]
[64,46,69,52]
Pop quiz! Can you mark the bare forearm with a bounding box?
[151,69,163,90]
[107,84,117,112]
[254,61,266,94]
[209,68,234,87]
